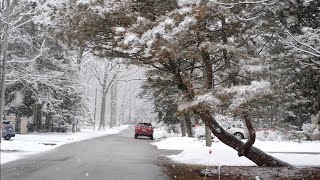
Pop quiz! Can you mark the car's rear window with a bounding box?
[138,123,152,127]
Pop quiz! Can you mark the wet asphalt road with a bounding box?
[1,127,173,180]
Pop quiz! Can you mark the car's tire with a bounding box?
[150,135,153,140]
[134,134,138,139]
[234,132,244,139]
[4,135,11,140]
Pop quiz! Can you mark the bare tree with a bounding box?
[0,0,10,144]
[88,59,138,130]
[110,81,118,127]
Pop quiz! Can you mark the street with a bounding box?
[1,127,170,180]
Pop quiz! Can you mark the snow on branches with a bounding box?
[219,81,272,111]
[178,93,221,112]
[280,24,320,69]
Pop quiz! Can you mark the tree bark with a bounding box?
[202,50,213,146]
[44,112,53,132]
[238,109,256,157]
[72,123,76,133]
[220,15,230,69]
[205,124,212,147]
[72,46,84,133]
[184,112,193,137]
[194,109,293,167]
[99,90,107,130]
[93,88,98,131]
[33,104,42,132]
[180,118,186,137]
[110,82,118,127]
[318,111,320,130]
[0,0,10,144]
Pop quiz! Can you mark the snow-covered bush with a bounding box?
[194,125,205,139]
[287,131,310,141]
[301,123,320,140]
[256,130,286,141]
[302,123,317,135]
[311,128,320,141]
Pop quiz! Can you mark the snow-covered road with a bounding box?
[1,126,167,180]
[0,125,129,164]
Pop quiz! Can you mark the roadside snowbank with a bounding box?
[0,125,129,164]
[153,137,320,166]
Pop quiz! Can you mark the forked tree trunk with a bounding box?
[194,109,293,167]
[171,62,291,167]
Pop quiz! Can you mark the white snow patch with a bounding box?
[12,91,24,107]
[178,0,201,7]
[153,136,320,166]
[114,27,126,33]
[178,7,193,15]
[123,33,141,46]
[172,16,198,35]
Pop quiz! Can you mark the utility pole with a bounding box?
[0,0,10,144]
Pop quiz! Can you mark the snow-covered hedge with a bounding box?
[256,130,286,141]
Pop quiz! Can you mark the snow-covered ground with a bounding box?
[153,127,181,139]
[0,125,129,164]
[153,137,320,167]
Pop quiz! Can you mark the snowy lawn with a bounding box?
[153,137,320,167]
[0,125,129,164]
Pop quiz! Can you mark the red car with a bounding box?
[134,122,154,140]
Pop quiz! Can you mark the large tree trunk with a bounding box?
[318,111,320,130]
[0,0,10,144]
[184,112,193,137]
[33,104,42,132]
[202,50,213,147]
[220,15,230,69]
[72,123,76,133]
[180,118,186,137]
[205,124,212,147]
[110,82,118,127]
[194,109,293,167]
[44,112,53,132]
[99,91,107,130]
[72,46,85,133]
